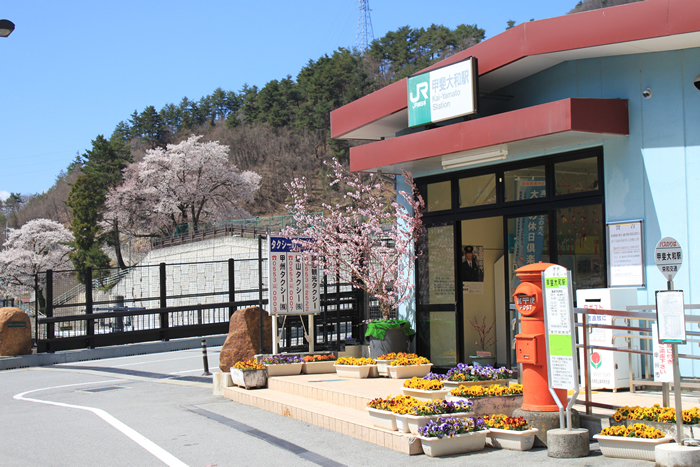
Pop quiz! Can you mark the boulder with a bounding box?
[0,307,32,356]
[219,306,272,372]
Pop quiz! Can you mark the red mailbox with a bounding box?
[513,262,567,412]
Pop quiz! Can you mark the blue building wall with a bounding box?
[487,47,700,375]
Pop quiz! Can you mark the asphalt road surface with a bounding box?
[1,347,656,467]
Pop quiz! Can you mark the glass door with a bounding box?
[416,222,460,368]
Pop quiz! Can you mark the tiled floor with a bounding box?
[220,372,700,455]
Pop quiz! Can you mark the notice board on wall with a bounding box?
[606,220,644,287]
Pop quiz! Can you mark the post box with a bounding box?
[513,262,567,412]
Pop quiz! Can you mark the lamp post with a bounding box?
[0,19,15,38]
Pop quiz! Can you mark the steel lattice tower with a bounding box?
[355,0,374,53]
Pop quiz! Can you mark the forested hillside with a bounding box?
[0,0,643,246]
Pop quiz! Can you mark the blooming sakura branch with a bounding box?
[282,158,424,320]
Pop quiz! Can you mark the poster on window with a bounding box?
[512,178,547,272]
[461,244,484,294]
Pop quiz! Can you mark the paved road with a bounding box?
[1,347,655,467]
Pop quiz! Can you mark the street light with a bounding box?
[0,19,15,38]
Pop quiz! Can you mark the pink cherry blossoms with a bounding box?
[282,158,424,320]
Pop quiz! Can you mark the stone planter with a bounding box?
[229,368,268,389]
[443,380,505,390]
[368,328,411,358]
[301,361,336,374]
[593,434,673,461]
[265,362,303,376]
[366,407,397,431]
[388,363,432,379]
[418,431,488,457]
[469,395,523,418]
[610,418,700,440]
[401,387,449,401]
[375,359,395,377]
[487,428,538,451]
[334,364,375,378]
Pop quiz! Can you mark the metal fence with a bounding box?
[33,240,365,353]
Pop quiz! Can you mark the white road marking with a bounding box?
[14,380,188,467]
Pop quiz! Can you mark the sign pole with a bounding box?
[542,266,579,430]
[672,343,683,446]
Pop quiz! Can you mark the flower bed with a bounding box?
[260,354,304,376]
[594,423,673,461]
[445,363,514,383]
[301,354,336,374]
[417,416,488,457]
[230,359,268,389]
[484,414,538,451]
[610,404,700,439]
[334,357,377,378]
[445,384,523,417]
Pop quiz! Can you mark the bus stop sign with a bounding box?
[654,237,682,282]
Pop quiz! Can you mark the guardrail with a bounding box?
[577,305,700,414]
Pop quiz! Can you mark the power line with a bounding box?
[355,0,374,53]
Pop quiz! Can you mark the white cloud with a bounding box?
[0,190,9,202]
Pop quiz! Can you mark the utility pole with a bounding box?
[355,0,374,53]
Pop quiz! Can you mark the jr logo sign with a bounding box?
[408,75,431,127]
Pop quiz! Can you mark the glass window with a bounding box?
[458,174,497,208]
[417,224,455,305]
[555,157,599,196]
[424,181,452,212]
[555,203,605,290]
[507,214,550,298]
[504,166,547,202]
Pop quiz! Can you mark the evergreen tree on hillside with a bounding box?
[68,135,132,270]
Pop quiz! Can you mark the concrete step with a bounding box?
[221,372,423,455]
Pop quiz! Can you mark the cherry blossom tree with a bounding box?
[282,158,424,320]
[0,219,73,300]
[103,135,262,236]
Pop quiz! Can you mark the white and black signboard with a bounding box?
[655,237,682,282]
[543,265,578,391]
[655,290,686,344]
[607,220,644,287]
[268,236,320,315]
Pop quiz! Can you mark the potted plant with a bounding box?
[469,316,496,366]
[387,395,423,433]
[484,414,538,451]
[593,423,673,461]
[259,354,304,377]
[375,352,417,376]
[447,384,523,418]
[610,404,700,439]
[417,416,488,457]
[366,396,398,431]
[230,359,268,389]
[388,356,432,379]
[402,376,449,401]
[404,399,474,435]
[443,363,514,389]
[334,357,377,378]
[282,159,424,359]
[301,354,336,374]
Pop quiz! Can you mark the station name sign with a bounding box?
[407,57,478,128]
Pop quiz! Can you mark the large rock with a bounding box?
[218,306,272,372]
[0,307,32,356]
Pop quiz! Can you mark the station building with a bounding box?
[330,0,700,375]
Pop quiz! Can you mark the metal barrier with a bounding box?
[576,305,700,415]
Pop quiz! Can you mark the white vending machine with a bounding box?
[576,288,638,391]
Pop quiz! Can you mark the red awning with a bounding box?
[349,98,628,173]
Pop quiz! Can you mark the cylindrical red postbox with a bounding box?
[513,262,567,412]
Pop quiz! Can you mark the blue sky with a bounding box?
[0,1,572,200]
